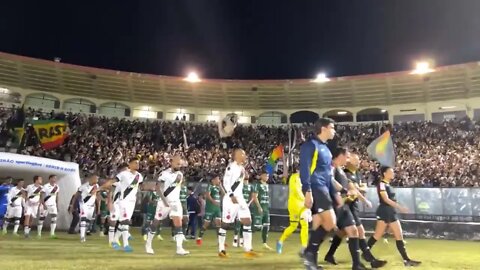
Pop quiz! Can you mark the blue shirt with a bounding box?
[299,137,336,195]
[0,185,11,208]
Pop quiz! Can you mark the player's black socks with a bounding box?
[359,238,375,261]
[348,237,361,268]
[396,240,410,261]
[305,226,327,254]
[326,234,342,257]
[367,236,377,249]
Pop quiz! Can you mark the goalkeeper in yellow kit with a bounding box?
[276,164,311,254]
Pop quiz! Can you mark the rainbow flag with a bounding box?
[15,120,69,150]
[367,130,395,167]
[266,145,284,175]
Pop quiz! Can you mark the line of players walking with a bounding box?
[1,122,421,270]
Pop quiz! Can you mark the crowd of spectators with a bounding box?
[1,106,479,187]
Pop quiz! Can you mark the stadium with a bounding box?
[1,2,480,270]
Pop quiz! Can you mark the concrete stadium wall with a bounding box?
[5,86,480,124]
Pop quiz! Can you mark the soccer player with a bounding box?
[277,164,310,254]
[233,174,253,248]
[0,179,12,229]
[114,157,144,252]
[108,163,129,248]
[252,171,272,250]
[145,155,189,255]
[367,166,421,267]
[324,153,387,268]
[179,181,189,237]
[197,175,224,246]
[39,175,60,238]
[24,176,45,238]
[142,190,162,241]
[299,118,340,270]
[2,179,24,235]
[70,174,100,242]
[218,148,258,258]
[97,189,109,237]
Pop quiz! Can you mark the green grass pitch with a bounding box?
[0,230,478,270]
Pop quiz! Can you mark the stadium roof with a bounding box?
[1,51,480,110]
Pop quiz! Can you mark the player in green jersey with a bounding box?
[97,190,109,237]
[197,175,224,246]
[142,191,163,241]
[252,171,272,250]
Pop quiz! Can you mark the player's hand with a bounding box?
[231,196,238,204]
[304,192,313,209]
[258,207,263,214]
[398,206,409,214]
[365,200,373,208]
[214,201,220,207]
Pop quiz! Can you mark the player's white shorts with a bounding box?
[155,200,182,221]
[40,204,58,217]
[222,196,250,224]
[80,204,95,220]
[119,199,136,222]
[109,200,122,221]
[25,203,40,218]
[6,205,22,219]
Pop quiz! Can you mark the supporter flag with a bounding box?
[24,120,68,150]
[367,130,395,168]
[266,145,284,175]
[182,129,189,149]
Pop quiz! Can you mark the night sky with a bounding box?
[1,0,480,80]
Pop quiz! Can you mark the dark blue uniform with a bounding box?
[376,181,398,223]
[300,137,336,214]
[0,185,11,221]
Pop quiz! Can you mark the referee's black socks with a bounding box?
[367,235,377,249]
[306,226,328,254]
[396,240,410,261]
[359,238,375,262]
[325,234,342,257]
[348,237,361,268]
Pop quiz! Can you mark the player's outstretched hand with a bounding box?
[231,196,238,204]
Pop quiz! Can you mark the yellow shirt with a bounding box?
[288,173,304,211]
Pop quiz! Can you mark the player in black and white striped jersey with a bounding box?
[145,155,189,255]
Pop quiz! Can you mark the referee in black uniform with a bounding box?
[367,166,421,267]
[324,150,387,269]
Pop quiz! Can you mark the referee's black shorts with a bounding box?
[336,205,356,230]
[311,187,333,215]
[376,205,398,223]
[349,203,362,227]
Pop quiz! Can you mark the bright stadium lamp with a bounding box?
[337,111,348,115]
[411,61,434,75]
[311,73,330,83]
[184,72,201,83]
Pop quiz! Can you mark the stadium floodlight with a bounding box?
[184,72,201,83]
[337,111,348,115]
[0,87,9,93]
[439,106,456,110]
[381,109,387,113]
[411,61,434,75]
[311,73,330,83]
